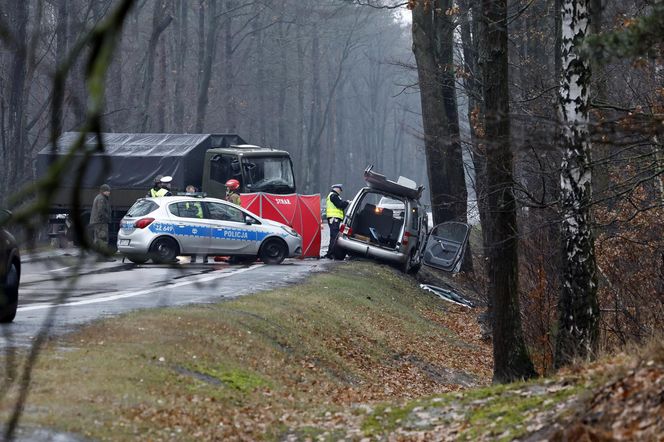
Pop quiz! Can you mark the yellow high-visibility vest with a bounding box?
[150,188,169,197]
[326,192,344,219]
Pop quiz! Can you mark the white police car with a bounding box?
[117,196,302,265]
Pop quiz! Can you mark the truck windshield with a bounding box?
[242,156,295,193]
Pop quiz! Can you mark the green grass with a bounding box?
[0,261,491,441]
[361,379,586,440]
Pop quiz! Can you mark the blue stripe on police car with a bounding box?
[148,222,211,237]
[212,228,268,242]
[147,222,268,242]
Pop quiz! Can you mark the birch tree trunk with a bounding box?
[479,0,537,383]
[555,0,600,368]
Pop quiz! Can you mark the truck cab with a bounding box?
[203,145,296,197]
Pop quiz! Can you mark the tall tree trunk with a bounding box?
[480,0,537,383]
[140,0,173,132]
[157,37,167,132]
[254,10,266,144]
[222,0,236,132]
[195,0,218,132]
[554,0,599,368]
[412,0,468,227]
[554,0,563,80]
[6,1,29,193]
[276,21,288,149]
[296,11,305,169]
[173,0,188,132]
[67,5,87,126]
[55,0,69,134]
[460,0,486,271]
[589,0,610,198]
[305,26,321,193]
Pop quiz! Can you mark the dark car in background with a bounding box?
[0,209,20,323]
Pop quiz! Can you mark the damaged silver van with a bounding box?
[333,166,470,274]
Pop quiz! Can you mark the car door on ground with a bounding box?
[203,202,265,254]
[166,201,210,254]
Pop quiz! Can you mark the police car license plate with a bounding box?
[118,239,130,246]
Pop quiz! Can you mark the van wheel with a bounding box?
[259,239,287,265]
[407,262,422,275]
[1,261,19,323]
[150,237,180,264]
[333,247,346,260]
[402,249,420,274]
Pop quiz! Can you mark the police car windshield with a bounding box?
[243,156,295,193]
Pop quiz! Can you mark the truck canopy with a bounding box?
[36,132,246,190]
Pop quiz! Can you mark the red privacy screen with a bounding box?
[240,193,321,258]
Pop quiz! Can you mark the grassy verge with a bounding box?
[0,261,491,441]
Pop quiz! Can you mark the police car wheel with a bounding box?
[259,239,287,265]
[0,262,19,323]
[127,255,149,264]
[149,237,180,264]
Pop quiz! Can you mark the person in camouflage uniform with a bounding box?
[89,184,113,260]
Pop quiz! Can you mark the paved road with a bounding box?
[1,252,331,349]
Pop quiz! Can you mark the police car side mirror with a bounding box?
[245,215,255,225]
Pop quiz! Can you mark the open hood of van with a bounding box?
[363,165,424,200]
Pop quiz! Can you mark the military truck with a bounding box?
[35,132,296,245]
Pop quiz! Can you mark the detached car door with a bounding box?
[422,222,470,273]
[203,202,265,254]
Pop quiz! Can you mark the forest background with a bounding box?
[0,0,662,380]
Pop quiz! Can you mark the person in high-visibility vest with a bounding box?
[148,175,172,197]
[184,185,207,264]
[159,176,173,196]
[148,175,163,197]
[324,183,349,259]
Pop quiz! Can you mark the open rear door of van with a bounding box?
[422,222,470,273]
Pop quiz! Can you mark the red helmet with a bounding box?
[225,179,240,190]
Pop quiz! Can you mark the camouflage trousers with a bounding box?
[92,223,109,249]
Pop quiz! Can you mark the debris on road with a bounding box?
[420,283,475,308]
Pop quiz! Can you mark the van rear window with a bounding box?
[126,200,158,217]
[350,191,405,248]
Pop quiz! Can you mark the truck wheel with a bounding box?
[149,237,180,264]
[126,255,149,264]
[0,261,19,323]
[259,239,287,265]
